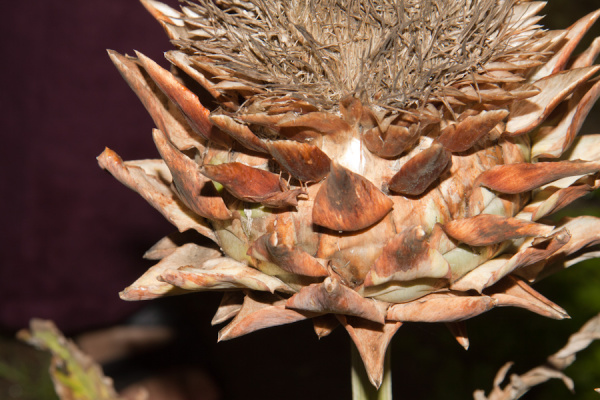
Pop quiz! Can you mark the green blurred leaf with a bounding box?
[18,319,122,400]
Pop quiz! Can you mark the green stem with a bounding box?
[351,343,392,400]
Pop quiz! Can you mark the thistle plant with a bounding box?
[100,0,600,397]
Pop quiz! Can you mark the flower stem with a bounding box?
[351,343,392,400]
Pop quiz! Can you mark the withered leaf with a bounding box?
[388,142,451,196]
[443,214,554,246]
[532,78,600,159]
[363,124,420,158]
[120,243,221,300]
[267,140,331,182]
[218,293,317,341]
[387,293,496,322]
[286,277,388,324]
[339,316,401,389]
[476,160,600,194]
[210,114,269,153]
[135,51,231,146]
[451,229,571,292]
[97,148,216,241]
[530,182,599,221]
[438,110,509,153]
[446,321,470,350]
[211,291,246,325]
[340,95,363,126]
[153,129,232,220]
[487,276,569,320]
[312,314,339,338]
[529,10,600,81]
[506,66,600,136]
[248,233,329,277]
[312,163,393,231]
[161,257,293,293]
[277,112,351,135]
[107,50,204,151]
[201,162,305,207]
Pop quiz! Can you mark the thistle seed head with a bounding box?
[178,0,529,109]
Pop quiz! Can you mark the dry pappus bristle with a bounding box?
[175,0,525,109]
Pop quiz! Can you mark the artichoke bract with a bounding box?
[100,0,600,388]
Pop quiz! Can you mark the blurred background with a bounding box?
[1,0,600,399]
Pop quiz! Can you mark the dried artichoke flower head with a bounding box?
[101,0,600,388]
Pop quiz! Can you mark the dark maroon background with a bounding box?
[1,1,187,332]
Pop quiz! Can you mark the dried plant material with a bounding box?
[475,313,600,400]
[312,315,339,338]
[388,142,451,196]
[443,214,554,246]
[487,276,569,320]
[266,140,331,182]
[102,0,600,390]
[97,148,216,241]
[211,291,245,325]
[531,79,600,159]
[135,51,230,146]
[210,115,269,153]
[475,160,600,194]
[248,233,329,277]
[387,293,495,323]
[153,129,232,220]
[446,321,470,350]
[18,319,122,400]
[121,242,221,300]
[143,230,203,260]
[106,50,204,151]
[218,293,317,341]
[506,66,600,135]
[161,256,293,293]
[313,163,393,231]
[365,226,450,286]
[287,277,388,324]
[363,124,421,158]
[340,316,402,389]
[438,110,509,153]
[528,10,600,81]
[452,229,570,293]
[173,0,530,110]
[201,162,305,207]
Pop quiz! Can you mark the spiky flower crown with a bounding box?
[157,0,542,110]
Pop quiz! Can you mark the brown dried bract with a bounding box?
[363,124,420,158]
[266,140,331,182]
[475,160,600,194]
[218,293,317,341]
[442,214,554,246]
[388,142,451,196]
[438,110,509,152]
[387,293,496,322]
[210,115,269,153]
[135,51,231,146]
[248,233,329,277]
[313,163,393,231]
[153,129,232,220]
[286,277,388,324]
[201,162,305,207]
